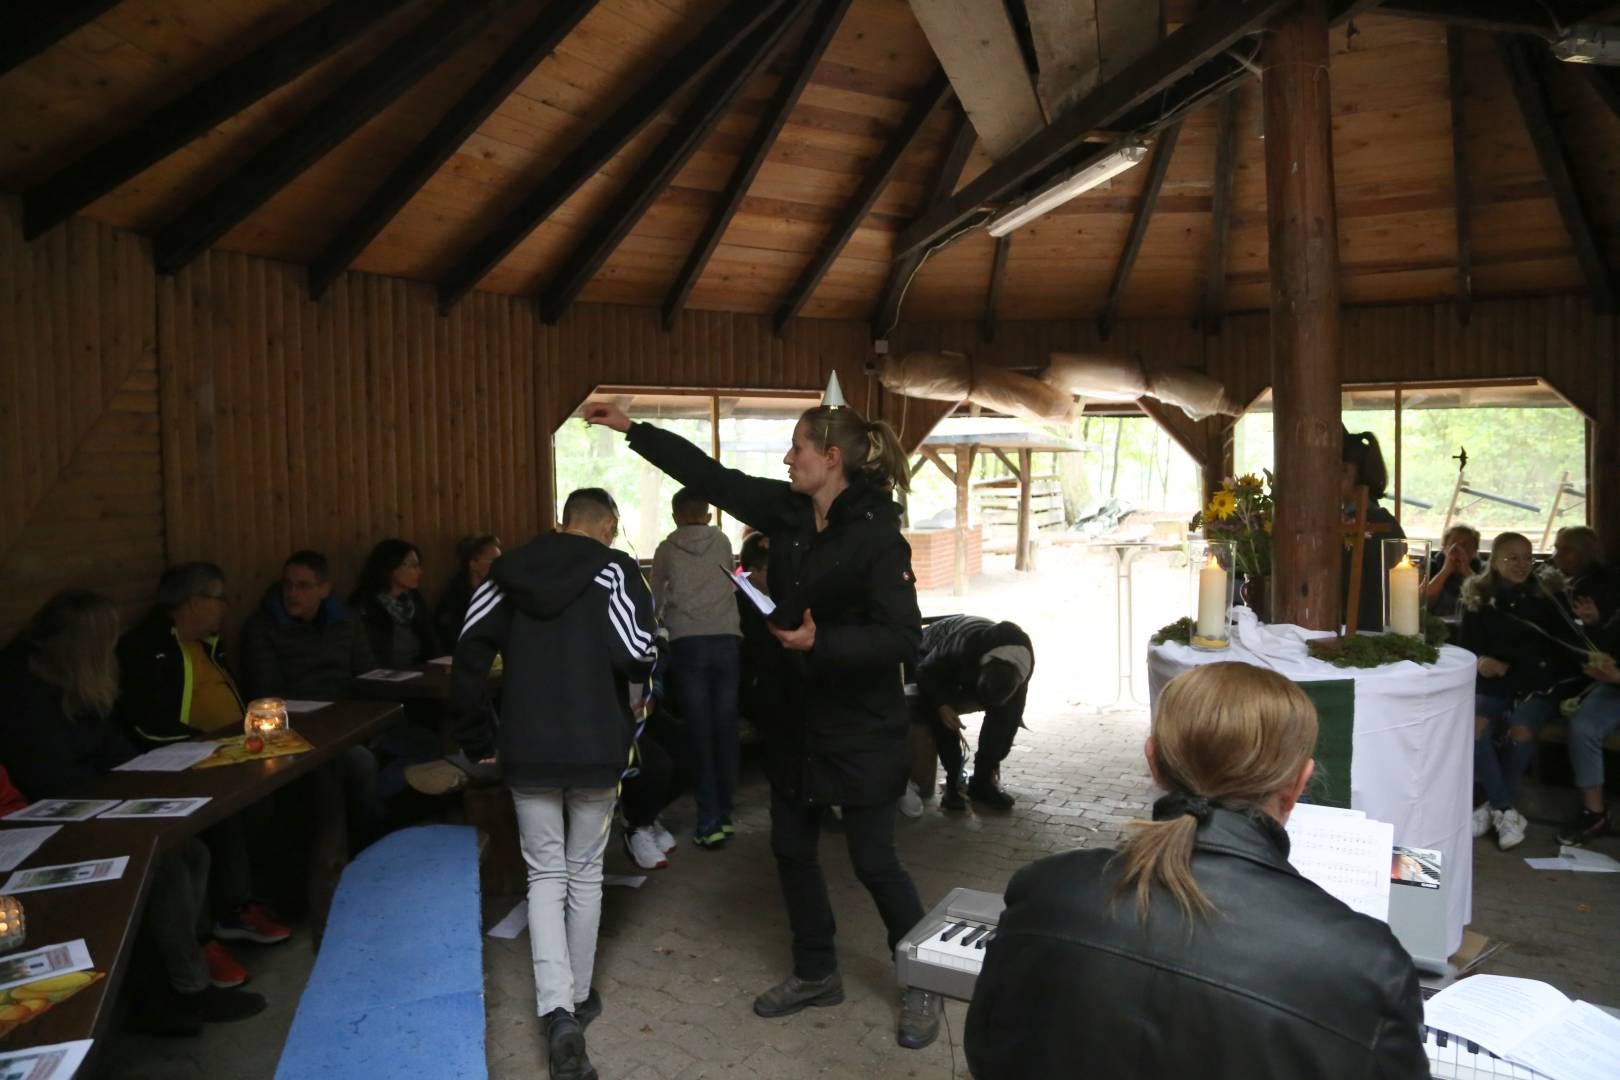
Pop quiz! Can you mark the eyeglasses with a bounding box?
[197,592,229,605]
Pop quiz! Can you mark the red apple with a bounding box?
[245,735,265,754]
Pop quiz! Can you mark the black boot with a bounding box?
[940,771,968,811]
[967,769,1015,810]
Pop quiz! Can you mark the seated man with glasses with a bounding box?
[239,551,378,702]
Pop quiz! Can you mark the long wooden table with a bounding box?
[0,699,402,1060]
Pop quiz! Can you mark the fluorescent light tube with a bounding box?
[1552,25,1620,64]
[986,141,1149,238]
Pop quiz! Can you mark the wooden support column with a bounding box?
[1593,314,1620,562]
[1016,448,1033,572]
[1264,0,1343,631]
[1446,28,1473,326]
[954,444,976,596]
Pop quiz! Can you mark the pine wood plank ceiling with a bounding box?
[2,0,1619,328]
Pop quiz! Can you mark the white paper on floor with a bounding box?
[1524,845,1620,873]
[486,875,649,939]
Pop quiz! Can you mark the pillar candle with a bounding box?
[1389,555,1420,635]
[1197,553,1228,640]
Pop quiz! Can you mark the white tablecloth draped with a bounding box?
[1147,609,1476,955]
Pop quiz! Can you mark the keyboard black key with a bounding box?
[1436,1032,1448,1048]
[963,927,987,946]
[941,922,968,942]
[1465,1040,1479,1055]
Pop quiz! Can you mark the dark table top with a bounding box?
[346,661,501,702]
[0,699,402,1054]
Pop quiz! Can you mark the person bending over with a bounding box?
[450,488,657,1080]
[914,615,1034,811]
[965,661,1426,1079]
[584,396,939,1051]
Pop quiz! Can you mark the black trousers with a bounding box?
[769,788,925,980]
[621,716,691,829]
[923,695,1024,778]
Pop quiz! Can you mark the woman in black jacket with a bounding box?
[1341,428,1405,631]
[351,539,439,667]
[584,397,937,1050]
[966,661,1426,1080]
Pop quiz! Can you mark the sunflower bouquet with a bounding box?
[1189,472,1274,579]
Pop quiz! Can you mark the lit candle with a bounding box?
[1197,553,1229,641]
[1389,555,1420,636]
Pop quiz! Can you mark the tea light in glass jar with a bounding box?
[0,895,25,955]
[243,698,291,739]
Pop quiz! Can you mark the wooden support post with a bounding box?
[983,236,1011,343]
[1265,0,1344,632]
[954,444,975,596]
[1446,28,1473,326]
[1201,92,1239,334]
[1100,120,1182,341]
[1543,470,1570,551]
[1016,448,1033,572]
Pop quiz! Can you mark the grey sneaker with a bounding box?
[898,987,940,1049]
[752,972,845,1018]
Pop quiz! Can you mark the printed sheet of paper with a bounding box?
[1525,845,1620,873]
[1423,974,1574,1060]
[280,700,332,714]
[487,901,528,939]
[0,1039,94,1080]
[358,669,422,682]
[96,797,211,820]
[0,828,61,873]
[723,567,775,616]
[1508,1000,1620,1080]
[2,801,118,825]
[112,743,220,772]
[1283,803,1394,921]
[0,941,92,994]
[3,857,129,896]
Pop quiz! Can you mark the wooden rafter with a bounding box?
[893,0,1287,261]
[1446,27,1473,326]
[539,5,807,324]
[308,0,597,300]
[663,0,854,330]
[1341,1,1600,36]
[23,0,420,241]
[1137,397,1208,468]
[4,2,121,78]
[435,0,786,313]
[983,236,1011,343]
[1200,93,1238,335]
[1497,36,1616,313]
[153,0,516,277]
[920,446,957,484]
[871,112,975,340]
[773,69,952,334]
[991,447,1023,479]
[1099,120,1181,342]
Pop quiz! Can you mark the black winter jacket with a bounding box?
[915,615,1032,723]
[965,805,1427,1080]
[0,643,135,799]
[353,589,439,669]
[116,611,242,746]
[1459,575,1583,698]
[449,532,657,790]
[627,422,922,807]
[238,588,377,701]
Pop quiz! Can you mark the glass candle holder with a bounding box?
[1189,539,1235,651]
[1383,539,1431,638]
[244,698,291,740]
[0,895,25,956]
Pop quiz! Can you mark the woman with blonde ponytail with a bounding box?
[965,662,1426,1080]
[584,395,937,1049]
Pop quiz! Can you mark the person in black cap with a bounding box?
[914,615,1034,810]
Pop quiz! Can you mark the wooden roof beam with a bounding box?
[1200,93,1238,335]
[983,236,1011,343]
[23,0,420,241]
[893,0,1287,261]
[907,0,1044,160]
[1099,120,1181,342]
[871,112,976,340]
[435,0,788,313]
[539,6,806,323]
[773,69,952,334]
[1447,28,1473,326]
[1497,35,1616,313]
[663,0,853,330]
[307,0,598,300]
[153,0,517,277]
[4,2,121,78]
[1351,1,1609,36]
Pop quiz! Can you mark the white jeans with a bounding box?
[512,786,617,1016]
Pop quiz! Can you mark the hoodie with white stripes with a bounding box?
[449,531,657,790]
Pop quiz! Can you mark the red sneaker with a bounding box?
[204,940,248,988]
[213,902,292,945]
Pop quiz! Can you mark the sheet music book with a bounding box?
[1425,974,1620,1080]
[1283,802,1394,921]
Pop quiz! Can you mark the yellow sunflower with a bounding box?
[1237,473,1262,489]
[1208,490,1238,520]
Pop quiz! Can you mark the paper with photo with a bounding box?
[0,828,61,873]
[0,1039,94,1080]
[3,857,129,895]
[97,797,210,820]
[358,669,422,682]
[2,801,118,825]
[0,941,92,994]
[112,743,219,772]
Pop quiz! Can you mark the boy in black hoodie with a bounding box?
[450,488,657,1080]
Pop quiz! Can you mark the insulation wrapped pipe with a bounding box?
[1042,353,1236,420]
[879,351,1076,424]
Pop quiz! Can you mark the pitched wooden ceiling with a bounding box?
[3,0,1619,331]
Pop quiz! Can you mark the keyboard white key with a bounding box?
[914,921,994,976]
[1422,1026,1552,1079]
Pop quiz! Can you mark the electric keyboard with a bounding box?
[894,887,1005,1001]
[1422,1025,1550,1079]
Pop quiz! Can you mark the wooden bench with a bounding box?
[274,825,486,1080]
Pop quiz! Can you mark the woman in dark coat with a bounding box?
[435,534,502,648]
[350,539,439,667]
[583,396,937,1051]
[1340,428,1405,632]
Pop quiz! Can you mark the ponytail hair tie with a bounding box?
[1154,791,1214,823]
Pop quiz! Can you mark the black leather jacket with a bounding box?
[966,805,1427,1080]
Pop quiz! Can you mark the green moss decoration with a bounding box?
[1151,617,1195,646]
[1424,614,1450,647]
[1307,632,1441,669]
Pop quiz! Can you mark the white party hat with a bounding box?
[822,371,847,409]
